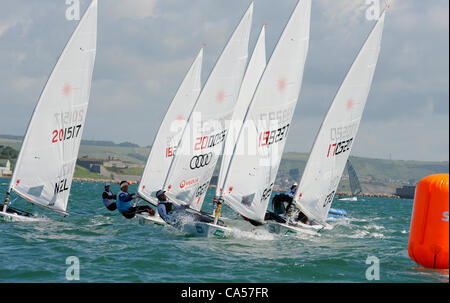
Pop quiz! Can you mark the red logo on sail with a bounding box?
[346,98,354,110]
[278,78,287,92]
[179,178,199,189]
[63,83,71,96]
[216,90,225,103]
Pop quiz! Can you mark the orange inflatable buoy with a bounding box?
[408,174,449,269]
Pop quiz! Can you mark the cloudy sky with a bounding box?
[0,0,448,162]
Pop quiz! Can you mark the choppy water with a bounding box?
[0,178,448,283]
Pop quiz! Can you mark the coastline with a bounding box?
[0,176,403,199]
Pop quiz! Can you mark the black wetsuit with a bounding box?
[102,191,117,211]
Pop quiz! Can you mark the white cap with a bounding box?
[104,182,111,187]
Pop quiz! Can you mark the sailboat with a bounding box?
[266,10,387,236]
[136,49,203,226]
[154,3,254,237]
[216,0,311,228]
[337,159,362,201]
[0,0,98,222]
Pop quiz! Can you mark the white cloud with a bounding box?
[316,0,369,25]
[0,0,448,161]
[108,0,158,20]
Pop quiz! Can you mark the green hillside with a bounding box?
[280,152,449,185]
[73,165,109,180]
[1,137,448,187]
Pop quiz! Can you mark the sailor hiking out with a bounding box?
[102,183,117,211]
[156,190,213,226]
[117,181,154,219]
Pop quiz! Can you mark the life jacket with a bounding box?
[117,190,133,213]
[103,191,115,207]
[159,201,174,214]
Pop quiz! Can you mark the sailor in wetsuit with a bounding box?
[284,182,311,225]
[289,182,298,196]
[102,183,117,211]
[156,190,213,225]
[117,181,154,219]
[156,190,191,225]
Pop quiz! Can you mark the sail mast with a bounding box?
[162,2,253,210]
[216,25,266,199]
[219,0,311,223]
[137,48,203,205]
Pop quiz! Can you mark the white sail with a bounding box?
[347,159,362,196]
[294,12,386,224]
[216,25,266,196]
[163,3,253,212]
[220,0,311,223]
[9,0,98,215]
[138,49,203,206]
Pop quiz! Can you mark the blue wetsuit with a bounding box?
[117,191,135,213]
[117,190,154,219]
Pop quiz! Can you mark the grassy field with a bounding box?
[73,165,110,180]
[103,166,144,176]
[280,152,449,185]
[0,138,150,164]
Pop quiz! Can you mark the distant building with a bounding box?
[395,185,416,199]
[0,159,12,176]
[76,156,104,170]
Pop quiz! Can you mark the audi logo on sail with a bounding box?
[190,153,213,169]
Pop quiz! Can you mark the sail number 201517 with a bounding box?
[51,125,82,143]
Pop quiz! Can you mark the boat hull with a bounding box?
[266,221,322,236]
[0,210,45,222]
[338,197,357,202]
[182,222,233,238]
[136,212,166,226]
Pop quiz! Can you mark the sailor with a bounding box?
[284,182,298,219]
[102,183,117,211]
[289,182,298,196]
[284,204,311,225]
[156,190,175,223]
[117,181,154,219]
[295,210,311,225]
[156,190,213,225]
[283,184,311,225]
[213,198,223,225]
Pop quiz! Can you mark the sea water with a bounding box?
[0,178,448,283]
